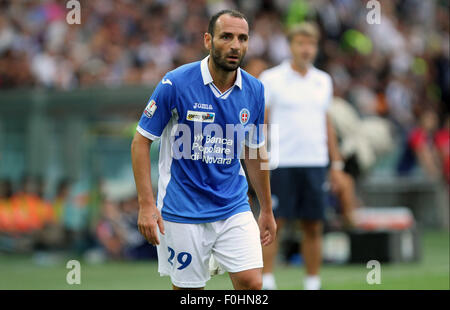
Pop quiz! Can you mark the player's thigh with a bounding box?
[157,221,212,288]
[212,211,263,273]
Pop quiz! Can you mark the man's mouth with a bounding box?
[226,55,239,61]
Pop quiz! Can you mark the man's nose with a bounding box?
[230,37,240,50]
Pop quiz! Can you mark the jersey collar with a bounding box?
[200,55,242,90]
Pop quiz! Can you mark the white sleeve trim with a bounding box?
[245,139,265,149]
[136,125,160,141]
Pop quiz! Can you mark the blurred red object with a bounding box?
[354,207,414,231]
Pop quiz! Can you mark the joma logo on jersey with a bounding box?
[186,110,215,123]
[193,102,213,110]
[144,100,157,118]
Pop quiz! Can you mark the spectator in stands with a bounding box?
[61,180,91,254]
[119,196,156,260]
[33,179,70,251]
[397,108,441,180]
[53,179,71,222]
[96,196,156,260]
[434,114,450,184]
[0,179,13,233]
[9,175,54,234]
[96,200,124,259]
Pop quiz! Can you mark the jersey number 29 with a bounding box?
[167,247,192,270]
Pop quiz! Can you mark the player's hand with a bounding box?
[329,169,346,193]
[137,205,165,246]
[258,210,277,247]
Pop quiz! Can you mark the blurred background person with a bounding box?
[434,114,450,185]
[0,179,14,235]
[396,108,441,180]
[259,22,347,290]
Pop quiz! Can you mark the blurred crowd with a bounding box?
[0,176,156,261]
[0,0,449,255]
[0,0,448,177]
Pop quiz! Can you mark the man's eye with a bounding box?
[239,36,248,42]
[222,34,232,39]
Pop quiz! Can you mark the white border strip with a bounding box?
[136,125,160,141]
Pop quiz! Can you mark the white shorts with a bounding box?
[156,211,263,288]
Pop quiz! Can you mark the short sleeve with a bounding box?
[137,74,176,140]
[245,83,266,149]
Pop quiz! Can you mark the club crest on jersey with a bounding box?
[239,108,250,125]
[144,99,157,118]
[186,110,215,123]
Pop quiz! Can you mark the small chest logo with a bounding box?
[240,108,250,125]
[193,102,213,110]
[186,110,215,123]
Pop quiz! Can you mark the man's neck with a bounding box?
[291,61,310,77]
[208,57,237,93]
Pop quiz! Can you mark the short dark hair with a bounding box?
[207,9,248,38]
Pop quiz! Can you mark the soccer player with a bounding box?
[131,9,276,290]
[259,22,346,290]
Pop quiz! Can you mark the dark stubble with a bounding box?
[210,41,245,72]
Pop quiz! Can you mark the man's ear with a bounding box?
[204,32,212,50]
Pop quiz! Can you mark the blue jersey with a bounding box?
[137,56,265,223]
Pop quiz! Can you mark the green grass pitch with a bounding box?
[0,230,448,290]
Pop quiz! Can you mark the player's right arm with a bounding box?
[131,74,175,245]
[131,132,164,246]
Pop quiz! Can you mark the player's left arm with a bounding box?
[243,145,276,247]
[242,81,276,246]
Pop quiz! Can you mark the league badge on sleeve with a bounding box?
[144,99,157,118]
[239,108,250,125]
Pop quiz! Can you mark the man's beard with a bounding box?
[211,43,244,72]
